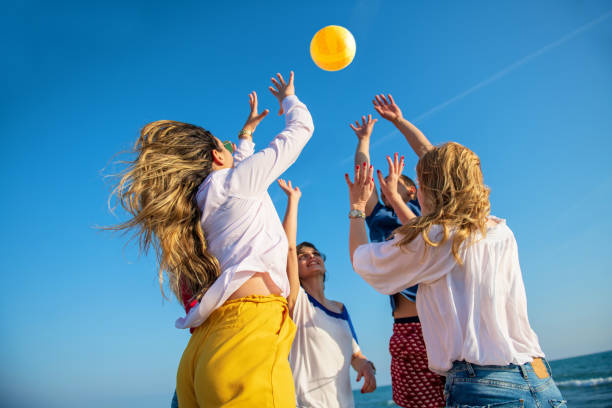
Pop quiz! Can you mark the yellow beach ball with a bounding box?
[310,25,356,71]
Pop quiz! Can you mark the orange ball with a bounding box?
[310,25,356,71]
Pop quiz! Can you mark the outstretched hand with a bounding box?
[242,91,269,136]
[345,162,374,211]
[350,114,378,140]
[269,71,295,115]
[377,153,405,204]
[373,94,403,123]
[277,178,301,200]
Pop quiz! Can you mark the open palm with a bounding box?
[373,94,403,122]
[350,114,377,140]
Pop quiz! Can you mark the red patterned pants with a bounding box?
[389,319,446,408]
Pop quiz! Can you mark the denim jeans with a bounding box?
[444,360,567,408]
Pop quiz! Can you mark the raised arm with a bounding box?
[233,91,269,164]
[350,114,379,216]
[232,72,314,195]
[373,94,433,158]
[345,162,374,265]
[377,153,416,224]
[277,179,301,317]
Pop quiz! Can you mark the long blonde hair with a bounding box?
[107,120,221,305]
[396,142,491,263]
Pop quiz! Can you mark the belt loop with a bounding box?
[519,364,528,380]
[466,361,475,377]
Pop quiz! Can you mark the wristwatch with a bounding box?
[348,209,365,219]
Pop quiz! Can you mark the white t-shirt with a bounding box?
[175,95,314,329]
[353,217,544,374]
[289,287,360,408]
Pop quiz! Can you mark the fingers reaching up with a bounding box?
[345,162,375,210]
[277,178,302,200]
[377,153,405,200]
[373,93,403,123]
[242,91,269,136]
[349,114,378,140]
[269,71,296,115]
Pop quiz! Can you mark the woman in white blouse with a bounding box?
[110,72,314,407]
[344,102,565,407]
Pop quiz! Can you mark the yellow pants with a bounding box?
[176,295,297,408]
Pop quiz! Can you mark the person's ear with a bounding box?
[211,148,224,166]
[409,185,417,194]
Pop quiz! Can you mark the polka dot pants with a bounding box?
[389,321,445,408]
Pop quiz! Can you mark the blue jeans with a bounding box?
[444,360,567,408]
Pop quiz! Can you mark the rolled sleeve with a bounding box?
[233,138,255,164]
[353,231,455,294]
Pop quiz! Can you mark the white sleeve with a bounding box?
[233,138,255,164]
[352,230,456,294]
[351,338,361,355]
[291,287,309,323]
[229,95,314,196]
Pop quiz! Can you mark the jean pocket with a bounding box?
[449,400,524,408]
[549,400,567,408]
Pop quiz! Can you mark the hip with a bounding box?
[444,359,566,408]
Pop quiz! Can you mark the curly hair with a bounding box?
[395,142,491,264]
[107,120,222,306]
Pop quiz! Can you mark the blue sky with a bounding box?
[1,1,611,407]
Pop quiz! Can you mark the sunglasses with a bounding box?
[222,141,234,154]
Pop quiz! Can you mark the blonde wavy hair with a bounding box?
[396,142,491,264]
[107,120,222,305]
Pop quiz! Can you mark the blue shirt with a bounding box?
[365,200,421,312]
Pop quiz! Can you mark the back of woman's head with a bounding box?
[397,142,490,263]
[108,120,223,305]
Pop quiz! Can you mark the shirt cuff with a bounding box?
[281,94,299,113]
[237,137,255,152]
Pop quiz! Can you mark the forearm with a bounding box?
[349,213,369,265]
[355,138,371,167]
[282,198,299,248]
[351,351,369,371]
[393,117,433,158]
[286,248,299,316]
[283,197,300,315]
[387,195,416,224]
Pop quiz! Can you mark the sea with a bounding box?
[353,350,612,407]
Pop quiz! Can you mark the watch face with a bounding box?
[349,209,364,218]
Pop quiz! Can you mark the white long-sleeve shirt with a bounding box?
[352,217,544,374]
[175,95,314,329]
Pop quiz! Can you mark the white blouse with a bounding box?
[290,288,360,408]
[175,95,314,329]
[352,217,544,374]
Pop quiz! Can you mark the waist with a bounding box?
[394,316,420,324]
[391,292,418,318]
[448,358,551,378]
[228,272,283,300]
